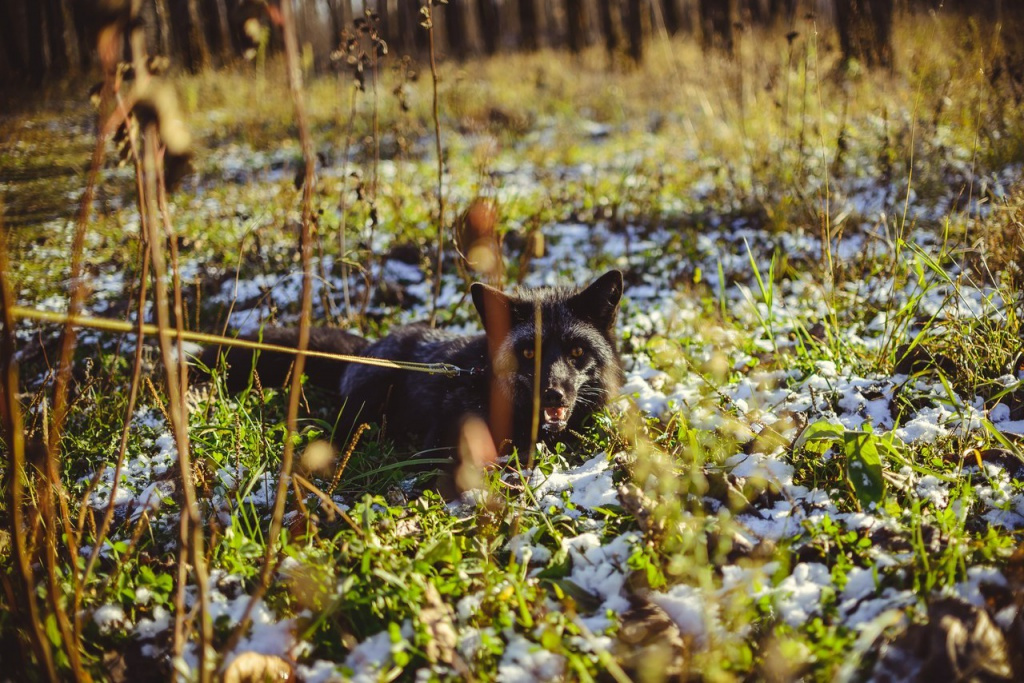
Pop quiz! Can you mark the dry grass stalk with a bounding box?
[75,76,155,637]
[223,0,319,660]
[0,227,58,679]
[327,421,370,496]
[123,1,213,676]
[424,2,446,326]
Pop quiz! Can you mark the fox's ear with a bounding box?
[571,270,623,329]
[471,282,512,331]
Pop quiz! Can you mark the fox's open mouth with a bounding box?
[542,406,570,431]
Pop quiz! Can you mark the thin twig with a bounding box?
[77,235,152,612]
[76,77,155,627]
[426,3,445,326]
[337,84,359,323]
[34,13,125,673]
[126,3,213,675]
[293,474,363,536]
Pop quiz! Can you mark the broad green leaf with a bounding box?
[543,579,603,612]
[843,432,885,507]
[980,418,1024,462]
[535,546,571,580]
[420,534,462,566]
[45,613,62,648]
[794,421,845,452]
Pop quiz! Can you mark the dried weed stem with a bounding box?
[224,0,318,656]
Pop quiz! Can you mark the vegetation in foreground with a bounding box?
[3,11,1024,682]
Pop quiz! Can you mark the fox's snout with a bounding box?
[543,386,568,406]
[538,360,580,430]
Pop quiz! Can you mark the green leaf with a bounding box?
[535,546,571,580]
[543,579,603,612]
[419,534,462,566]
[795,421,845,453]
[843,432,885,507]
[45,613,62,648]
[980,418,1024,462]
[540,627,562,650]
[155,573,174,593]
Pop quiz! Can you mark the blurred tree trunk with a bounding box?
[376,0,391,46]
[742,0,770,24]
[332,0,353,32]
[0,0,26,81]
[186,0,211,71]
[769,0,797,24]
[476,0,500,54]
[394,0,422,55]
[519,0,541,49]
[681,0,699,32]
[624,0,647,63]
[566,0,588,53]
[597,0,623,59]
[0,27,9,81]
[55,0,80,73]
[662,0,682,34]
[544,2,561,47]
[154,0,173,59]
[464,0,484,55]
[835,0,893,68]
[699,0,734,53]
[25,0,45,82]
[140,0,161,62]
[211,0,234,60]
[444,0,469,59]
[43,0,70,75]
[73,0,94,70]
[326,0,341,44]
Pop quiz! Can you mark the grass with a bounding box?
[3,10,1024,682]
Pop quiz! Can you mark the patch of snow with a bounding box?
[498,629,566,683]
[565,532,639,631]
[529,452,618,514]
[772,563,833,627]
[648,584,719,647]
[93,604,128,634]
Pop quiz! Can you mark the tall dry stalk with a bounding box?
[31,22,120,679]
[6,9,140,679]
[75,26,162,620]
[75,161,152,623]
[0,227,58,680]
[337,84,359,322]
[224,0,317,655]
[0,10,153,674]
[122,0,213,676]
[424,1,446,326]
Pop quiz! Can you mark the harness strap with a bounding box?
[7,305,483,378]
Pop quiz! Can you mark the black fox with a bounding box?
[207,270,624,460]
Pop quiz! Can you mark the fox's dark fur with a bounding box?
[205,270,624,458]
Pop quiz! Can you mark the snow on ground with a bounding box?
[72,211,1024,677]
[20,134,1022,679]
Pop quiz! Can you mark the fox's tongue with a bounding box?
[543,407,568,423]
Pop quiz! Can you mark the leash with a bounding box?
[7,305,484,379]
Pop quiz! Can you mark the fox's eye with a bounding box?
[522,348,535,360]
[571,346,584,358]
